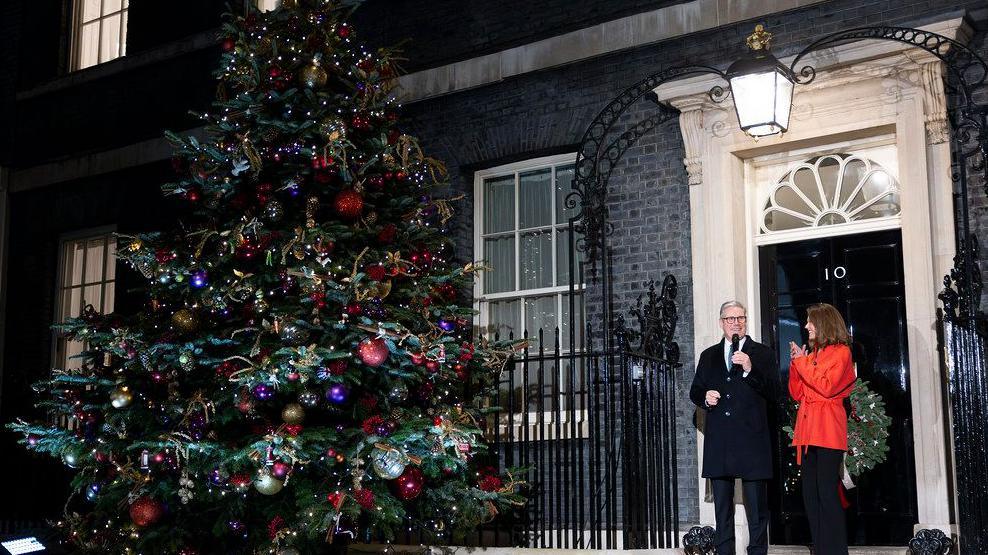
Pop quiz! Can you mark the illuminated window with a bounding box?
[71,0,129,70]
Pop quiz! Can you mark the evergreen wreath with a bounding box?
[783,378,890,476]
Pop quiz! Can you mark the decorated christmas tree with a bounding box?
[10,1,523,552]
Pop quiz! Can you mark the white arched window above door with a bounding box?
[760,153,900,235]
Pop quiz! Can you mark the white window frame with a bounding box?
[473,153,588,438]
[52,227,117,372]
[472,153,585,343]
[70,0,129,71]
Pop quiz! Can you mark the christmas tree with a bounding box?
[10,1,523,552]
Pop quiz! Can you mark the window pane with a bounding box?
[817,157,840,209]
[62,287,82,320]
[519,169,552,228]
[65,242,84,286]
[79,22,100,69]
[120,10,128,56]
[484,235,515,293]
[84,284,103,313]
[100,14,121,62]
[63,339,86,370]
[520,230,552,289]
[103,281,116,313]
[487,299,520,340]
[483,175,515,234]
[525,295,557,342]
[84,238,105,284]
[555,164,577,224]
[82,0,101,22]
[103,0,121,15]
[555,228,585,287]
[105,237,117,280]
[257,0,280,11]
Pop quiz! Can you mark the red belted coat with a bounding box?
[788,343,856,464]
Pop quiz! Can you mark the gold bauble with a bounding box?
[127,239,143,252]
[281,403,306,425]
[110,385,134,409]
[299,59,328,89]
[171,309,200,333]
[253,471,284,495]
[319,117,346,142]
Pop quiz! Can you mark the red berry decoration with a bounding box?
[326,491,344,509]
[366,265,386,281]
[337,24,351,39]
[357,338,389,367]
[479,474,504,492]
[395,467,424,500]
[377,224,397,244]
[129,496,165,527]
[334,189,364,220]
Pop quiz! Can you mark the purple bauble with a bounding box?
[253,383,274,401]
[326,383,348,404]
[190,271,208,288]
[438,319,455,332]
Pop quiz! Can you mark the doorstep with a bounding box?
[348,545,910,554]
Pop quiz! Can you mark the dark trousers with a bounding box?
[711,478,769,555]
[801,446,848,555]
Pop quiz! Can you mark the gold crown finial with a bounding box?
[746,24,773,51]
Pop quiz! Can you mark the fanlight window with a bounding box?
[761,153,900,233]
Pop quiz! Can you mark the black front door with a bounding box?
[759,228,917,545]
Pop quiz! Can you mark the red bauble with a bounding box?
[368,175,385,189]
[129,496,164,527]
[284,424,303,436]
[328,360,348,375]
[425,360,439,373]
[345,302,362,316]
[334,189,364,220]
[222,38,235,51]
[395,467,424,500]
[357,59,375,72]
[268,65,282,79]
[337,24,351,38]
[410,353,425,366]
[358,338,389,367]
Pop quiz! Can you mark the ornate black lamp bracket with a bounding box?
[570,65,728,277]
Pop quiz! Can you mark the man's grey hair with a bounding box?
[719,300,746,317]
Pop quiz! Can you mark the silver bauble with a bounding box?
[264,200,284,222]
[253,471,284,495]
[371,447,406,479]
[387,383,408,403]
[279,324,309,345]
[62,450,80,468]
[298,390,320,408]
[110,384,134,408]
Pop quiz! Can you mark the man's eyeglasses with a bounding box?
[721,316,747,323]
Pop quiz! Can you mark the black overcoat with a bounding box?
[689,336,779,480]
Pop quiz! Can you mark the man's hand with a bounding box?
[731,351,752,373]
[705,390,721,407]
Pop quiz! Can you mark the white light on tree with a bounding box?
[727,25,795,137]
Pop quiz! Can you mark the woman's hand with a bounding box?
[789,340,808,359]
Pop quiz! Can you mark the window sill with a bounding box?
[16,29,218,101]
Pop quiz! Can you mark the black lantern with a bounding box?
[726,25,795,137]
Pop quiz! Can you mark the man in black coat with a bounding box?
[689,301,779,555]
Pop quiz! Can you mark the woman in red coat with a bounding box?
[789,303,855,555]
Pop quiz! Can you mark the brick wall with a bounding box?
[399,0,988,525]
